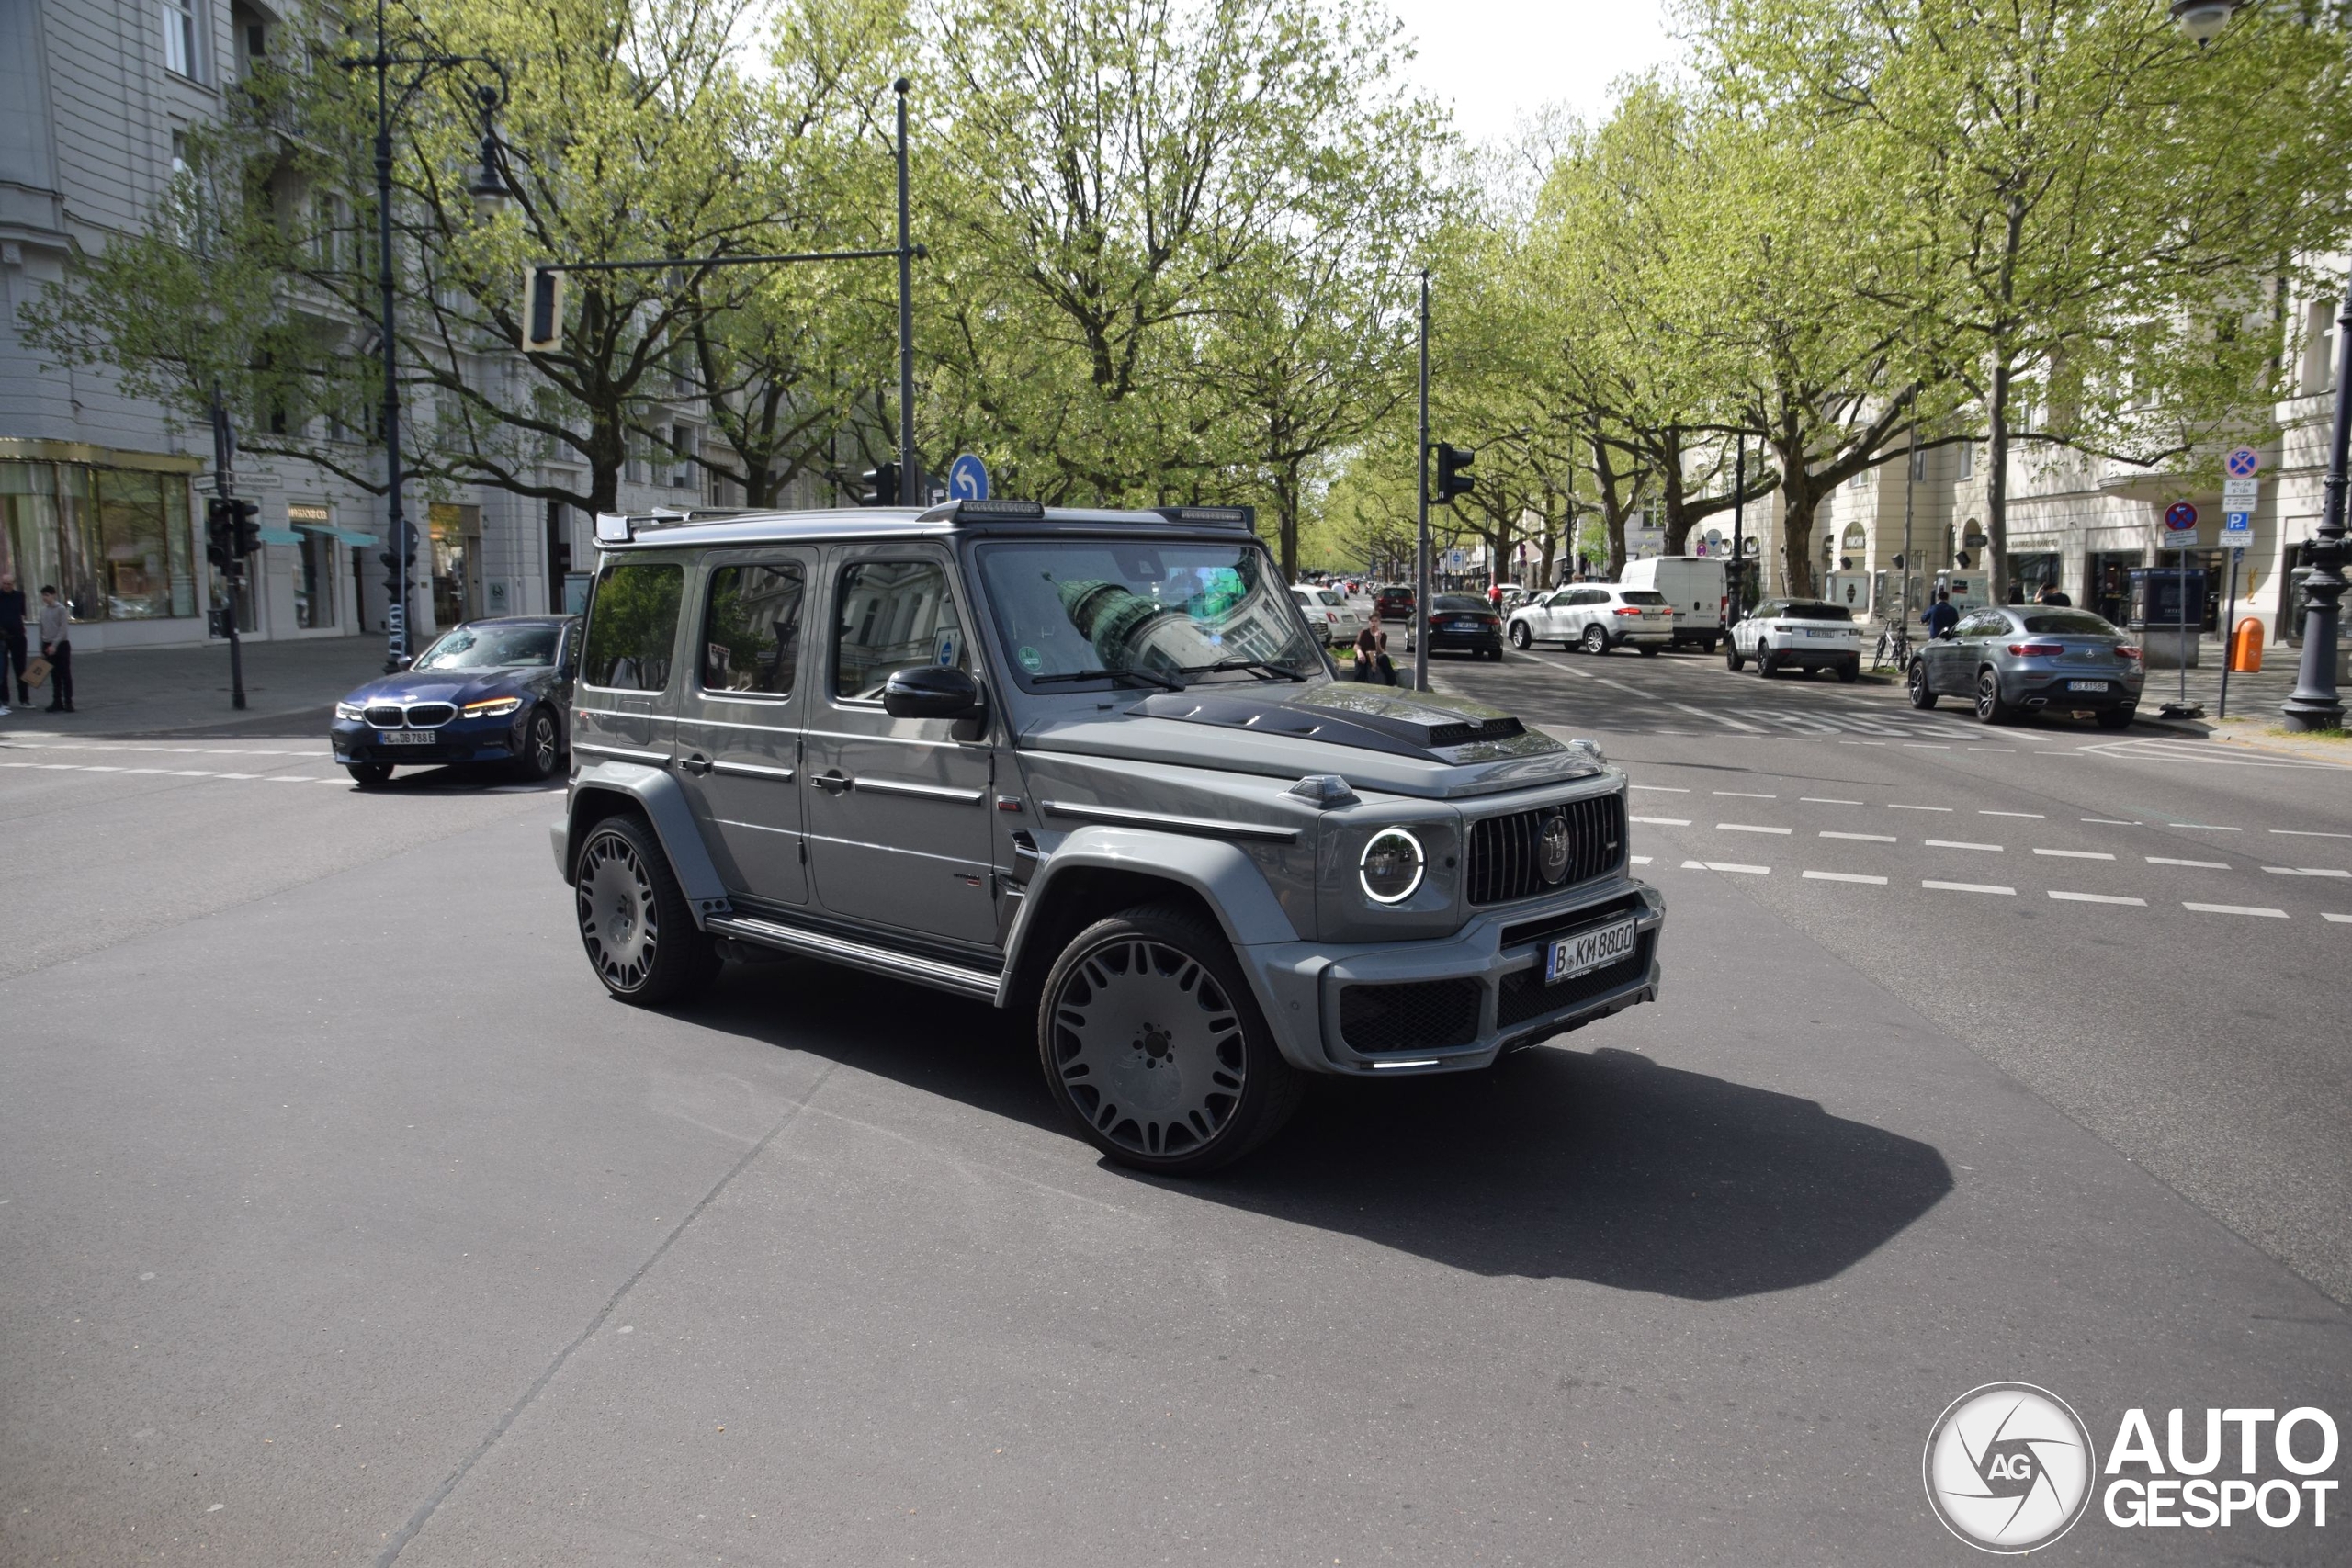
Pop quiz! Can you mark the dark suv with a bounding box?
[557,501,1663,1172]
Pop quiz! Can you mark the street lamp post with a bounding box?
[342,0,507,672]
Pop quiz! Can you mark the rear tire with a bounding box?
[1836,658,1859,683]
[2094,706,2135,730]
[572,812,719,1005]
[1907,659,1937,709]
[346,762,392,788]
[1636,644,1658,657]
[1757,644,1779,677]
[1037,904,1302,1175]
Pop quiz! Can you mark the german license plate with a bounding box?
[1806,628,1844,638]
[379,729,436,745]
[2066,680,2109,692]
[1546,918,1639,985]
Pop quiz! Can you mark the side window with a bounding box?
[834,558,967,701]
[580,561,684,691]
[702,562,806,694]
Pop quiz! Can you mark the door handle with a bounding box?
[817,770,851,794]
[681,752,712,776]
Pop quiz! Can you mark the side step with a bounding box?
[705,914,1001,1002]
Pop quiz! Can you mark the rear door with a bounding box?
[802,545,1000,949]
[673,551,815,906]
[571,556,687,773]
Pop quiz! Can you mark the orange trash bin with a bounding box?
[2228,617,2263,673]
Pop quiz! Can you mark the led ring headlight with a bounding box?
[1359,828,1426,904]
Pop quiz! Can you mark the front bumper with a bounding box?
[331,714,526,766]
[1238,877,1665,1076]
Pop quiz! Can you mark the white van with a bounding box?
[1616,555,1727,650]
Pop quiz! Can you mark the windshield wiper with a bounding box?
[1029,666,1186,693]
[1179,657,1308,682]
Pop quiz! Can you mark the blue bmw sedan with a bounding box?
[331,615,576,788]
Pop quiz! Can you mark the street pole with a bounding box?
[208,384,247,709]
[2282,272,2350,731]
[895,78,920,503]
[1728,436,1745,626]
[1414,269,1430,694]
[2219,547,2242,719]
[367,0,413,672]
[1901,424,1917,636]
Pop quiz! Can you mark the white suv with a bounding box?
[1726,598,1862,681]
[1506,586,1675,655]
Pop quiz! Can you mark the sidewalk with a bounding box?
[3,635,390,740]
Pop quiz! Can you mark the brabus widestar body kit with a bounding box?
[556,500,1664,1171]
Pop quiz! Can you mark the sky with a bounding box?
[1376,0,1685,148]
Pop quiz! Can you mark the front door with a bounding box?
[673,552,814,906]
[803,547,999,949]
[570,556,687,772]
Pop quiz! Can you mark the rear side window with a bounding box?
[580,561,684,691]
[703,562,806,694]
[1619,591,1668,605]
[1781,603,1853,621]
[835,558,967,701]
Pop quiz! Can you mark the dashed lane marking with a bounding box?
[2167,822,2240,831]
[1718,823,1792,835]
[1713,790,1777,798]
[2273,829,2352,840]
[2149,857,2229,868]
[1804,870,1887,885]
[1981,810,2043,818]
[2327,913,2352,924]
[2050,891,2145,906]
[1888,804,1953,812]
[1821,830,1895,842]
[1802,797,1862,805]
[1903,743,1950,750]
[2034,848,2115,860]
[1681,860,1770,874]
[1630,816,1690,826]
[2184,903,2288,919]
[1925,840,2002,852]
[2265,866,2351,878]
[2084,818,2142,826]
[1631,855,1653,865]
[1630,785,1690,793]
[1924,880,2015,896]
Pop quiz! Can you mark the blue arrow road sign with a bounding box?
[948,454,989,502]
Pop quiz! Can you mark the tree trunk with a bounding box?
[1658,429,1693,553]
[1777,460,1819,601]
[1984,353,2012,604]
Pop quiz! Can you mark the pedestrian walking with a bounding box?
[1351,613,1397,686]
[37,585,73,713]
[0,570,23,714]
[2036,583,2073,608]
[1921,588,1960,640]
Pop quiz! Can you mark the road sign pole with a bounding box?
[2218,547,2242,719]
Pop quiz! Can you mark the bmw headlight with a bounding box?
[1359,828,1426,904]
[334,700,366,722]
[463,696,524,718]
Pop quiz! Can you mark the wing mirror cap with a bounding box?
[883,666,988,720]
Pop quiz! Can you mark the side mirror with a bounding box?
[883,665,987,721]
[390,654,413,671]
[1938,628,1958,642]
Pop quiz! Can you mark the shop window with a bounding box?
[3,460,198,623]
[290,505,339,628]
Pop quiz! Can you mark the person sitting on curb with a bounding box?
[1352,613,1397,686]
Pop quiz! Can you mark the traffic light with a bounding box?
[521,266,564,352]
[1434,443,1476,503]
[230,498,262,558]
[205,497,233,570]
[861,462,899,506]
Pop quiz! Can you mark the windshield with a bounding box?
[1781,603,1853,622]
[975,538,1327,688]
[2021,611,2120,636]
[413,622,561,671]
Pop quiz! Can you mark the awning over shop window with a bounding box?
[288,520,383,547]
[257,526,305,546]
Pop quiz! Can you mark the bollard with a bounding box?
[2229,616,2263,674]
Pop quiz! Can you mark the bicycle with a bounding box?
[1872,624,1913,672]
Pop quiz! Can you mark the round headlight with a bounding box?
[1359,828,1426,904]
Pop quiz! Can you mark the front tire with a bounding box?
[2095,706,2135,730]
[1510,621,1532,649]
[1038,904,1302,1174]
[1582,624,1609,656]
[346,762,393,788]
[1636,643,1658,657]
[1725,640,1747,671]
[1757,643,1780,677]
[1907,659,1937,709]
[513,706,561,782]
[573,813,719,1005]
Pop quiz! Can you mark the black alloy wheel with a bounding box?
[1038,904,1302,1174]
[346,761,393,788]
[514,706,561,782]
[573,813,719,1005]
[1907,659,1937,710]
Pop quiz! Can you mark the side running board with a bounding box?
[705,914,1001,1002]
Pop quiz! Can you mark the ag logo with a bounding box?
[1924,1382,2097,1552]
[1537,812,1573,884]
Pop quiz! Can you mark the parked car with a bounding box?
[1507,585,1674,655]
[1407,593,1506,660]
[1616,555,1727,650]
[1290,583,1368,647]
[332,615,576,786]
[1725,599,1861,681]
[558,500,1661,1173]
[1373,583,1416,622]
[1908,604,2143,727]
[1496,584,1531,614]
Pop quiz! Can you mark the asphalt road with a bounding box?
[4,652,2348,1566]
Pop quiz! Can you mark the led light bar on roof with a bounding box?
[950,498,1047,521]
[1152,505,1255,529]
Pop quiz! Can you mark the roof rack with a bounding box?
[591,507,755,545]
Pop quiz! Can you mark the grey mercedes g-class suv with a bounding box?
[556,499,1663,1172]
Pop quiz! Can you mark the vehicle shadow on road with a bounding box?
[696,961,1951,1302]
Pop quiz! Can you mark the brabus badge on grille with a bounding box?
[1537,812,1574,885]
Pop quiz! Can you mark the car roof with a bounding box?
[596,503,1256,550]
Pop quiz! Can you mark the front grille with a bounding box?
[1496,932,1653,1030]
[1339,979,1482,1054]
[364,705,404,728]
[405,703,458,728]
[1466,793,1625,906]
[1500,893,1644,954]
